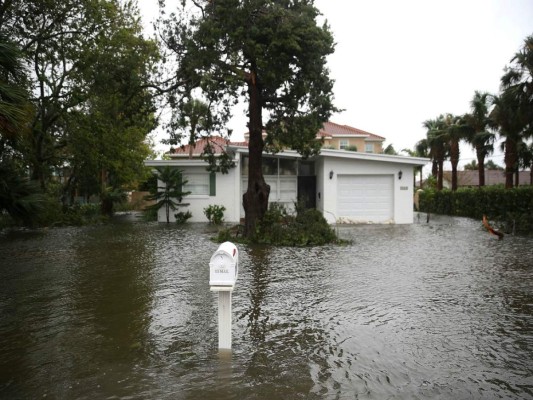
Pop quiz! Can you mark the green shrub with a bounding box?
[34,199,106,227]
[419,186,533,235]
[255,204,339,246]
[0,212,15,229]
[175,210,192,224]
[215,204,341,246]
[204,204,226,224]
[114,200,135,212]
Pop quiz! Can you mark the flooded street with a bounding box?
[0,214,532,399]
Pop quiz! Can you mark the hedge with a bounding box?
[419,186,533,235]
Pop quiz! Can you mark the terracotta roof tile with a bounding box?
[317,121,385,140]
[169,136,229,156]
[167,121,385,156]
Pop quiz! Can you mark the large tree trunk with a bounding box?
[450,139,459,191]
[504,137,517,189]
[431,160,438,178]
[243,71,270,238]
[30,128,46,190]
[437,158,444,191]
[476,145,486,187]
[436,145,444,191]
[188,124,196,159]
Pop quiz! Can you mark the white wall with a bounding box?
[150,152,425,225]
[318,156,416,224]
[157,165,241,223]
[315,157,327,217]
[394,167,416,224]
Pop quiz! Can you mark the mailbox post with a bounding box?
[209,242,238,350]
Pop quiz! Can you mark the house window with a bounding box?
[183,173,210,196]
[240,155,298,216]
[262,157,278,175]
[339,139,349,149]
[365,143,374,153]
[242,156,296,176]
[279,158,297,175]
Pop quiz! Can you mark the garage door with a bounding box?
[337,175,394,222]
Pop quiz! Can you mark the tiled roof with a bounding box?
[242,122,385,141]
[168,121,385,156]
[169,136,230,157]
[317,121,385,141]
[228,141,248,147]
[442,170,531,186]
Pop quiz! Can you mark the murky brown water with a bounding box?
[0,213,532,399]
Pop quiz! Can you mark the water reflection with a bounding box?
[239,246,272,343]
[0,215,532,399]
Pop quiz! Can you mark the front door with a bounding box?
[297,176,316,209]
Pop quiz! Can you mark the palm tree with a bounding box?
[501,35,533,139]
[179,99,212,159]
[463,160,478,171]
[164,98,213,159]
[423,118,447,191]
[464,91,495,187]
[439,113,468,192]
[517,141,533,185]
[0,164,44,225]
[0,36,42,226]
[494,35,533,188]
[0,35,30,143]
[490,90,523,188]
[485,160,503,171]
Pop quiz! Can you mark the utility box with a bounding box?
[209,242,238,289]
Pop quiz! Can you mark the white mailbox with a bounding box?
[209,242,238,288]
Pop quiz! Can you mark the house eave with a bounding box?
[332,134,369,138]
[146,148,429,167]
[228,146,305,159]
[144,159,212,167]
[318,149,429,166]
[229,146,429,165]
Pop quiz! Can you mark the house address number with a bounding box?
[400,186,408,191]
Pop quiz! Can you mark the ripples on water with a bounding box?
[0,213,532,399]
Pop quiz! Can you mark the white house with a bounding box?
[145,125,428,224]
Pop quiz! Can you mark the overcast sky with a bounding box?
[140,0,533,166]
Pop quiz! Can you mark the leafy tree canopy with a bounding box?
[1,0,159,209]
[159,0,337,141]
[383,143,398,155]
[485,160,504,171]
[158,0,338,236]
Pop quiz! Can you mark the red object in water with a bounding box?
[483,215,504,239]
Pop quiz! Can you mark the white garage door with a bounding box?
[337,175,394,222]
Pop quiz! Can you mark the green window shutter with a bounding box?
[209,172,216,196]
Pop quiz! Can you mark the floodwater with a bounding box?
[0,213,532,399]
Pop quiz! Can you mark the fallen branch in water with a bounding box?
[482,215,504,239]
